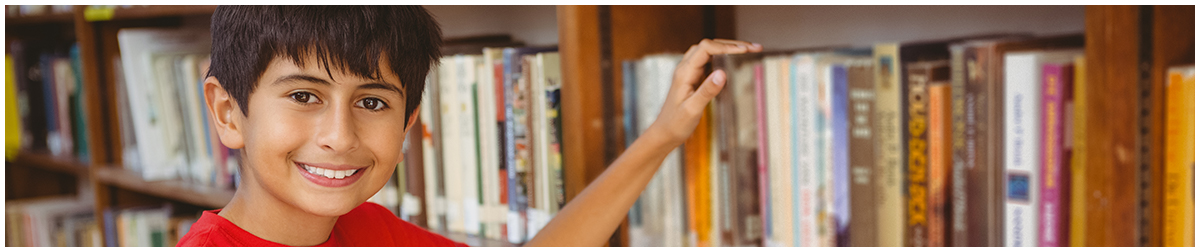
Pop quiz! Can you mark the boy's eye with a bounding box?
[290,91,320,104]
[357,97,388,111]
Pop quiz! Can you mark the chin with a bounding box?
[297,196,368,217]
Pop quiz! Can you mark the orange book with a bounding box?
[1163,65,1194,247]
[927,83,951,247]
[684,103,714,246]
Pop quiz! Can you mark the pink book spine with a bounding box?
[754,63,770,246]
[1038,64,1067,247]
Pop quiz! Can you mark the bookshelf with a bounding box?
[5,5,1192,247]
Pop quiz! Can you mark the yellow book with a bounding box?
[1163,65,1194,247]
[6,55,21,160]
[1069,55,1087,247]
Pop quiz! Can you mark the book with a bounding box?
[845,57,877,247]
[115,27,213,182]
[1162,65,1194,247]
[627,54,686,247]
[713,52,765,247]
[502,46,557,244]
[762,55,793,247]
[476,48,502,240]
[792,53,821,247]
[421,59,446,232]
[1068,55,1088,247]
[903,59,937,247]
[927,73,951,247]
[871,43,905,247]
[1038,62,1074,247]
[1002,49,1082,247]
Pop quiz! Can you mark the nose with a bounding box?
[314,103,360,154]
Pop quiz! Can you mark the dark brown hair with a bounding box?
[208,5,442,126]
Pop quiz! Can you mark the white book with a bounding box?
[458,55,482,236]
[793,53,820,247]
[1002,49,1081,247]
[765,55,796,247]
[1003,52,1040,248]
[116,27,210,181]
[530,52,550,236]
[872,43,904,247]
[438,56,465,233]
[176,54,213,186]
[421,63,442,231]
[477,49,502,240]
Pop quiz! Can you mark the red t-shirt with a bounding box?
[176,202,467,247]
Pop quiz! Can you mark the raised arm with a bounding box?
[524,39,763,247]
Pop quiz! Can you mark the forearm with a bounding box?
[524,129,677,246]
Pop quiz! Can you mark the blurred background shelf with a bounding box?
[8,152,90,176]
[83,5,216,22]
[92,166,235,209]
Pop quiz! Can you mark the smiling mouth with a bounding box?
[296,162,366,180]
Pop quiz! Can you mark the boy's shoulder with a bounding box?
[176,202,467,247]
[333,202,467,247]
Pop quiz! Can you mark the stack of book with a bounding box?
[6,196,99,247]
[6,40,90,161]
[620,33,1195,247]
[408,45,566,245]
[114,27,238,190]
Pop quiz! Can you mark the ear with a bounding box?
[204,76,246,149]
[404,104,421,133]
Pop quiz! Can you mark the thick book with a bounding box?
[1163,65,1195,247]
[844,58,877,247]
[762,55,793,247]
[902,59,942,247]
[792,53,821,247]
[502,46,556,244]
[713,52,765,247]
[871,43,905,247]
[474,49,500,239]
[437,55,466,234]
[1002,49,1082,247]
[1038,62,1074,247]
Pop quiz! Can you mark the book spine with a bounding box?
[755,61,770,247]
[928,82,950,247]
[962,44,996,247]
[1038,63,1069,247]
[847,61,878,247]
[461,55,482,236]
[475,51,499,239]
[905,62,930,247]
[440,56,464,233]
[793,54,819,246]
[817,60,832,247]
[872,44,905,247]
[831,64,851,247]
[490,49,509,240]
[763,56,793,247]
[1004,53,1040,247]
[421,61,444,231]
[1163,66,1195,247]
[503,48,526,244]
[1068,55,1088,247]
[949,45,969,247]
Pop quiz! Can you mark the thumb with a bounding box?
[683,70,726,111]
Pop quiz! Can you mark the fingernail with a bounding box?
[713,70,726,86]
[737,44,747,49]
[752,43,762,48]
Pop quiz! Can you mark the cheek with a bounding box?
[245,108,313,173]
[358,117,407,166]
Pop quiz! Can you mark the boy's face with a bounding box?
[234,55,410,216]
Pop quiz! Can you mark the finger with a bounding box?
[671,39,746,92]
[683,70,726,113]
[711,39,761,51]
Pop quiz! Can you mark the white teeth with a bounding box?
[301,163,360,179]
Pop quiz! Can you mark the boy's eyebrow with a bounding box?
[272,74,404,97]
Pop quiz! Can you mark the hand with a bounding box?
[646,39,763,146]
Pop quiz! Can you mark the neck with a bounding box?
[219,174,339,246]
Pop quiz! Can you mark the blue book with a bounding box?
[831,64,851,247]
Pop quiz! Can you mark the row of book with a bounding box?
[402,46,566,245]
[113,27,239,189]
[622,33,1195,247]
[6,40,90,161]
[6,196,98,247]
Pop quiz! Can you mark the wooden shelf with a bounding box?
[432,230,517,247]
[8,152,90,176]
[92,166,234,209]
[85,5,216,22]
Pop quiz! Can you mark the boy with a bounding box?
[178,6,762,246]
